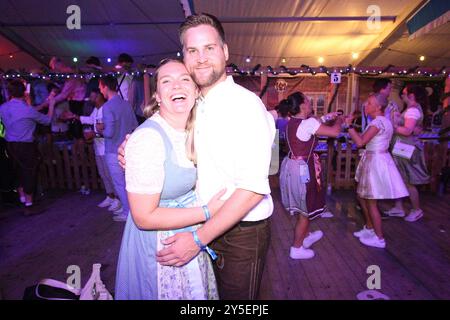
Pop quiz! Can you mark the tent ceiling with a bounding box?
[193,0,449,68]
[0,0,449,71]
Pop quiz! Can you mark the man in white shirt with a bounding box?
[116,53,134,102]
[66,89,120,211]
[151,13,275,300]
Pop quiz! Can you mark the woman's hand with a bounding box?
[207,189,227,215]
[117,134,130,170]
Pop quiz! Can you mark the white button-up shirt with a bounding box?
[80,106,105,155]
[195,76,276,221]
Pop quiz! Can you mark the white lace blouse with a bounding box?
[125,113,194,195]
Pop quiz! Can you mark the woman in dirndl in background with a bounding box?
[384,85,430,222]
[280,92,342,259]
[346,94,409,249]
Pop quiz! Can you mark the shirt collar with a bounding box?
[202,75,234,101]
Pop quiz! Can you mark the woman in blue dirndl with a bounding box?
[115,59,222,300]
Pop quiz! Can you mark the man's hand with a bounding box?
[117,134,130,170]
[156,232,200,267]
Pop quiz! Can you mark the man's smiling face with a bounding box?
[182,24,229,94]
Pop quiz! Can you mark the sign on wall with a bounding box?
[331,72,341,84]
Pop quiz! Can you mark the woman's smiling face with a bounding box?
[156,60,199,117]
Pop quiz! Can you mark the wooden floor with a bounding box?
[1,180,449,300]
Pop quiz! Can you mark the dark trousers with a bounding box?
[69,100,84,139]
[210,218,271,300]
[0,138,14,191]
[6,142,40,195]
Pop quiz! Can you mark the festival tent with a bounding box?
[0,0,449,71]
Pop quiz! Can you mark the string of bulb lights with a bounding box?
[1,48,448,79]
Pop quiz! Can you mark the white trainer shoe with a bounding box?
[303,230,324,249]
[384,207,405,218]
[321,211,334,218]
[404,209,424,222]
[359,233,386,249]
[108,199,122,212]
[289,246,315,259]
[353,226,375,238]
[97,196,114,208]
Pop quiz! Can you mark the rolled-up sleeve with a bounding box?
[233,95,275,195]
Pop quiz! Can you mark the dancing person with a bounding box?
[280,92,342,259]
[384,85,430,222]
[346,94,409,248]
[0,80,55,214]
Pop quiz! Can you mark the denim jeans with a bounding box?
[105,153,129,214]
[210,218,271,300]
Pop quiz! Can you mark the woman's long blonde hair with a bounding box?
[143,58,197,163]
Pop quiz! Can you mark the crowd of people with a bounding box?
[276,79,431,255]
[0,54,144,216]
[0,12,442,301]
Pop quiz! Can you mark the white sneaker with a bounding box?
[289,246,315,259]
[321,211,334,218]
[108,199,122,211]
[384,207,405,218]
[113,214,127,222]
[303,230,324,249]
[359,233,386,249]
[404,209,424,222]
[97,196,114,208]
[353,226,375,238]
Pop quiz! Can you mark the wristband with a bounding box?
[192,230,217,260]
[201,205,211,221]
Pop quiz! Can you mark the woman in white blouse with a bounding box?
[280,92,342,260]
[384,85,430,222]
[115,59,223,300]
[346,94,408,249]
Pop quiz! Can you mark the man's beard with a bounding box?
[192,67,223,89]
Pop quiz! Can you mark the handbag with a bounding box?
[23,263,113,300]
[392,139,415,160]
